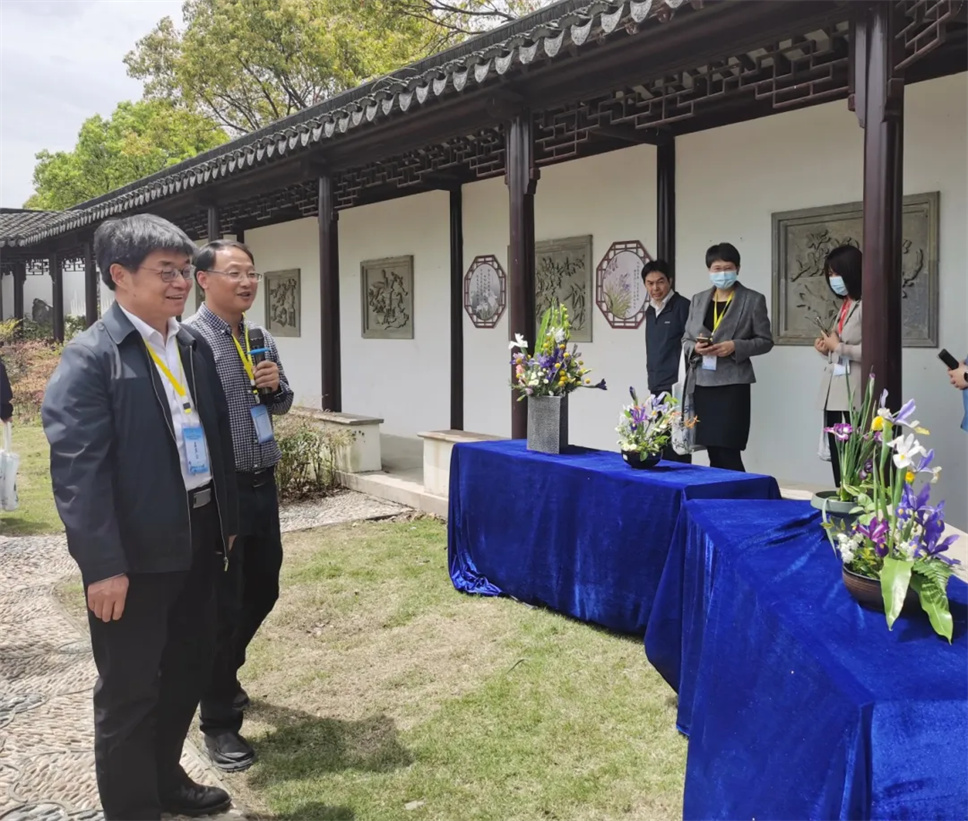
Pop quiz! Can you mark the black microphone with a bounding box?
[247,327,274,398]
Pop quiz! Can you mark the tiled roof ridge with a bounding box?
[5,0,683,247]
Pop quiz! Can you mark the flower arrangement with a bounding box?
[828,393,958,641]
[509,304,606,399]
[616,387,681,456]
[824,373,882,501]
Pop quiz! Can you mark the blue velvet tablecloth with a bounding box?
[666,500,968,821]
[446,440,780,635]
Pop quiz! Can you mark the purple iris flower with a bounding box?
[857,518,890,557]
[593,379,607,391]
[824,422,853,441]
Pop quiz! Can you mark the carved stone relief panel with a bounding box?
[361,255,414,339]
[264,268,301,338]
[772,192,939,346]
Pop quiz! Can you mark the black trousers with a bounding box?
[706,446,746,472]
[200,471,282,736]
[87,502,220,821]
[825,409,847,488]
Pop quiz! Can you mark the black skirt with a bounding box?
[693,383,752,450]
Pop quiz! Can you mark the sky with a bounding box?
[0,0,183,208]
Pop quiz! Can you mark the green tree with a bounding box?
[125,0,440,134]
[125,0,552,135]
[24,99,227,210]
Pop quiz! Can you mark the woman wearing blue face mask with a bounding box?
[682,242,774,471]
[815,245,863,487]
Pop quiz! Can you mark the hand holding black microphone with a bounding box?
[247,328,278,399]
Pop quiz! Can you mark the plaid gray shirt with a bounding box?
[185,304,293,473]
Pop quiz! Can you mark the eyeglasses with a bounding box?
[140,266,194,283]
[201,269,264,282]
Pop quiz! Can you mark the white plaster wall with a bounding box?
[675,72,967,528]
[460,74,966,528]
[462,145,659,439]
[235,218,322,408]
[338,191,452,435]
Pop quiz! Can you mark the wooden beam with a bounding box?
[318,175,342,412]
[12,261,25,327]
[50,253,64,342]
[591,124,660,145]
[506,111,538,439]
[207,204,220,242]
[656,137,676,278]
[84,241,98,328]
[859,1,904,410]
[450,187,464,431]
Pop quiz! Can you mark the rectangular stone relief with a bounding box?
[264,268,301,338]
[771,192,939,346]
[361,255,414,339]
[534,235,593,343]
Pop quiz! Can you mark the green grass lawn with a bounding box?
[0,421,60,536]
[49,478,687,819]
[210,518,686,821]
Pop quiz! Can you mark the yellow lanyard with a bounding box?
[230,320,255,385]
[144,342,193,415]
[712,293,733,333]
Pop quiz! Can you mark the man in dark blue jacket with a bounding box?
[42,214,239,821]
[643,259,692,463]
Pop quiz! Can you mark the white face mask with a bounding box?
[829,275,848,297]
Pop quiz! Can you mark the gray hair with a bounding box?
[94,214,196,291]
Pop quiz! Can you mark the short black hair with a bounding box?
[824,245,863,300]
[193,239,255,275]
[641,259,672,283]
[705,242,741,269]
[94,214,195,291]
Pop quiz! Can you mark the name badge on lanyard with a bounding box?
[145,342,211,474]
[233,321,276,445]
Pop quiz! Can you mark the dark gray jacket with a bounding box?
[42,303,239,586]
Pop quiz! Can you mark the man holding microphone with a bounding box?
[186,239,293,771]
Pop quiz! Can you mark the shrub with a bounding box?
[274,414,354,502]
[0,319,63,423]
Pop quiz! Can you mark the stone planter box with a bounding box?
[290,408,383,473]
[417,429,505,497]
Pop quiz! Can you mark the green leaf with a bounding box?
[879,557,913,629]
[910,573,954,643]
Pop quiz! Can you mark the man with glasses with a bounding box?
[41,215,238,820]
[186,239,293,772]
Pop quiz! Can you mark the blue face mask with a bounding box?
[710,270,738,289]
[829,275,848,297]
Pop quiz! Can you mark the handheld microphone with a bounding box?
[246,327,274,398]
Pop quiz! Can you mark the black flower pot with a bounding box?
[622,450,661,470]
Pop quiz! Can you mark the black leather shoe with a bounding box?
[205,731,256,772]
[160,779,231,817]
[233,687,250,710]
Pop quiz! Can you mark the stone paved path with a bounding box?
[0,491,409,821]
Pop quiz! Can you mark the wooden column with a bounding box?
[506,111,539,439]
[12,261,25,324]
[318,175,342,412]
[450,187,465,431]
[235,228,245,244]
[207,204,220,242]
[50,253,64,342]
[84,241,98,327]
[853,2,904,409]
[656,136,676,277]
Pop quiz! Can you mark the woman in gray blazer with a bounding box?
[815,245,863,487]
[682,242,774,471]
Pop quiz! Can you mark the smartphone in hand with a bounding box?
[938,349,960,370]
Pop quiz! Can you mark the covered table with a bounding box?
[657,499,968,821]
[447,440,780,635]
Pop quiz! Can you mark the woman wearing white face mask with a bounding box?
[815,245,863,487]
[682,242,774,471]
